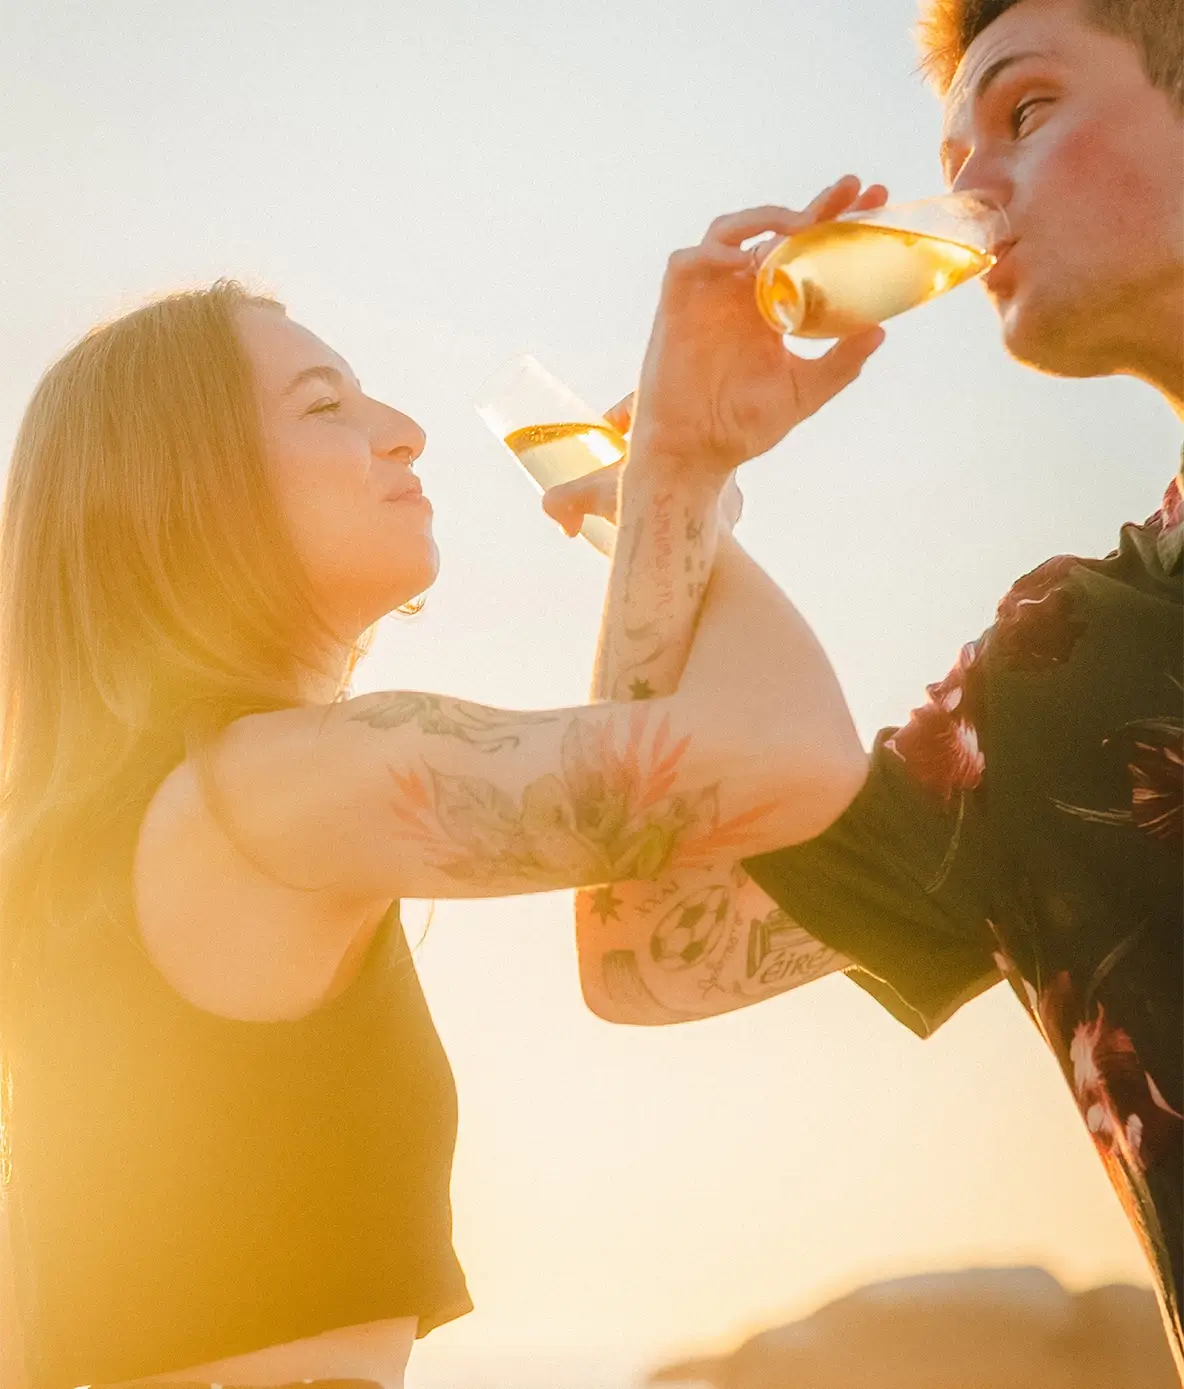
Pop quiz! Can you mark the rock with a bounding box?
[648,1267,1177,1389]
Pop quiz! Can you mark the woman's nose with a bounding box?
[374,406,426,464]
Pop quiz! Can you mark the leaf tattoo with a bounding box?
[350,692,559,752]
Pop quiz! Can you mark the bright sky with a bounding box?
[3,1,1180,1385]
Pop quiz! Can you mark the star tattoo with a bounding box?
[589,885,625,923]
[629,677,657,700]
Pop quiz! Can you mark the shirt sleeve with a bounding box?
[743,641,1001,1037]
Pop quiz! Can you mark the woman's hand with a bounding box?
[542,394,744,538]
[630,176,888,478]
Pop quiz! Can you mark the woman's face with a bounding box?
[238,305,437,638]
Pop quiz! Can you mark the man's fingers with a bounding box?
[666,243,752,281]
[720,474,745,532]
[851,183,889,213]
[806,326,887,386]
[702,176,880,250]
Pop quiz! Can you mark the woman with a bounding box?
[0,184,882,1389]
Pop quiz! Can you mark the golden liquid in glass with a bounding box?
[755,220,993,338]
[503,421,627,486]
[503,421,626,557]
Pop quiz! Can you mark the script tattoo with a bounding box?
[605,498,713,702]
[652,490,676,609]
[603,515,670,701]
[385,706,776,887]
[745,907,841,987]
[349,692,559,753]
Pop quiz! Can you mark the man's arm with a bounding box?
[566,183,889,1022]
[577,473,862,1021]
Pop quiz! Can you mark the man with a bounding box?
[546,0,1183,1371]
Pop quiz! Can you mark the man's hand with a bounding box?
[630,176,888,476]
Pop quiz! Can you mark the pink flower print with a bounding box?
[1120,718,1183,851]
[991,555,1084,671]
[1039,972,1183,1174]
[991,947,1040,1015]
[887,641,985,803]
[1159,475,1183,531]
[1143,477,1183,531]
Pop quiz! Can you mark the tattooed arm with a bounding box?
[575,518,857,1022]
[192,462,871,906]
[564,184,891,1021]
[576,862,845,1025]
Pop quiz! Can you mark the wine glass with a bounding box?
[754,190,1009,338]
[475,354,624,557]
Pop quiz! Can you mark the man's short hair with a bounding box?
[917,0,1183,107]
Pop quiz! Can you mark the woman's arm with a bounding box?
[187,524,868,906]
[144,193,881,958]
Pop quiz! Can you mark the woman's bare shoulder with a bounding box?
[133,707,389,1021]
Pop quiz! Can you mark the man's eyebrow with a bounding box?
[941,50,1050,179]
[972,49,1047,103]
[280,365,346,396]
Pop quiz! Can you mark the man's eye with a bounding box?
[1011,97,1050,137]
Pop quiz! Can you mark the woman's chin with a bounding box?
[386,545,440,615]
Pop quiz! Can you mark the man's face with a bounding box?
[941,0,1183,380]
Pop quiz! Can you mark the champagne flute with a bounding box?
[475,354,624,557]
[754,190,1009,338]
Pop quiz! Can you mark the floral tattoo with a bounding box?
[385,705,774,886]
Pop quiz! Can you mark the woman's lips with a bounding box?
[388,491,432,510]
[384,477,430,507]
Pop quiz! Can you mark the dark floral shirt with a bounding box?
[746,473,1184,1376]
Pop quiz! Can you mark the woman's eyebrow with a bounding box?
[280,364,346,396]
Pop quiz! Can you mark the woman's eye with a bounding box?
[306,399,342,417]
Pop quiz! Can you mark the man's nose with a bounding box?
[950,147,1011,207]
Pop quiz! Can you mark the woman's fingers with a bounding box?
[542,464,623,535]
[604,393,634,436]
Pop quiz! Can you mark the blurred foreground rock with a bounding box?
[648,1267,1177,1388]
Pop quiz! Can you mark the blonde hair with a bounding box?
[918,0,1183,106]
[0,281,360,1034]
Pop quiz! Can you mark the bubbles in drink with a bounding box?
[755,221,993,338]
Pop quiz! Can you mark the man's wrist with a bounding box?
[624,436,727,500]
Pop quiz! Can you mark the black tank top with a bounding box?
[8,900,471,1388]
